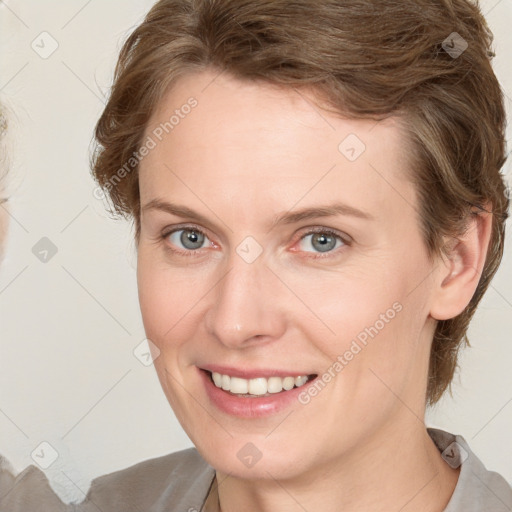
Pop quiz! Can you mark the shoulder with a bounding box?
[77,447,215,512]
[427,428,512,512]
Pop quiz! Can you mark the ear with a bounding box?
[429,205,493,321]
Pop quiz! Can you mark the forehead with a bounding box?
[140,69,415,223]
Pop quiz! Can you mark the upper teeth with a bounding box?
[211,372,309,396]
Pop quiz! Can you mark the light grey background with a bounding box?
[0,0,511,503]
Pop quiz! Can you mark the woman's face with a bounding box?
[137,69,441,479]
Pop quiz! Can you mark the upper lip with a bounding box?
[200,364,316,380]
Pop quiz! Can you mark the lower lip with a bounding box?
[199,368,315,418]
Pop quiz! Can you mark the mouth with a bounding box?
[198,365,320,417]
[203,369,317,398]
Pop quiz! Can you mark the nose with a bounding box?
[204,248,287,349]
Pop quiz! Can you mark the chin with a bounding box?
[189,427,320,482]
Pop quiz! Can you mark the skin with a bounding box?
[136,68,492,512]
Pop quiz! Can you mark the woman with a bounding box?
[77,1,512,510]
[79,0,512,510]
[7,0,511,510]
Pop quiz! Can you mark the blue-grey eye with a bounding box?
[299,231,344,253]
[168,228,209,250]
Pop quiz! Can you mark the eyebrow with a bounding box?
[142,199,373,231]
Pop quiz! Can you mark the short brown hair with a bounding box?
[91,0,509,405]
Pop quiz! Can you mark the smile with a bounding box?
[198,367,318,417]
[210,371,314,397]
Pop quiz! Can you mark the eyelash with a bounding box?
[161,224,350,260]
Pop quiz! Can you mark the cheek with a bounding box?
[136,249,205,346]
[303,264,409,338]
[311,264,426,387]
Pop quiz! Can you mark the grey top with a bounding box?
[1,428,511,511]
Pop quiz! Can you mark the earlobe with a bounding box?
[430,205,493,321]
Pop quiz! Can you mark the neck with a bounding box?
[215,419,460,512]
